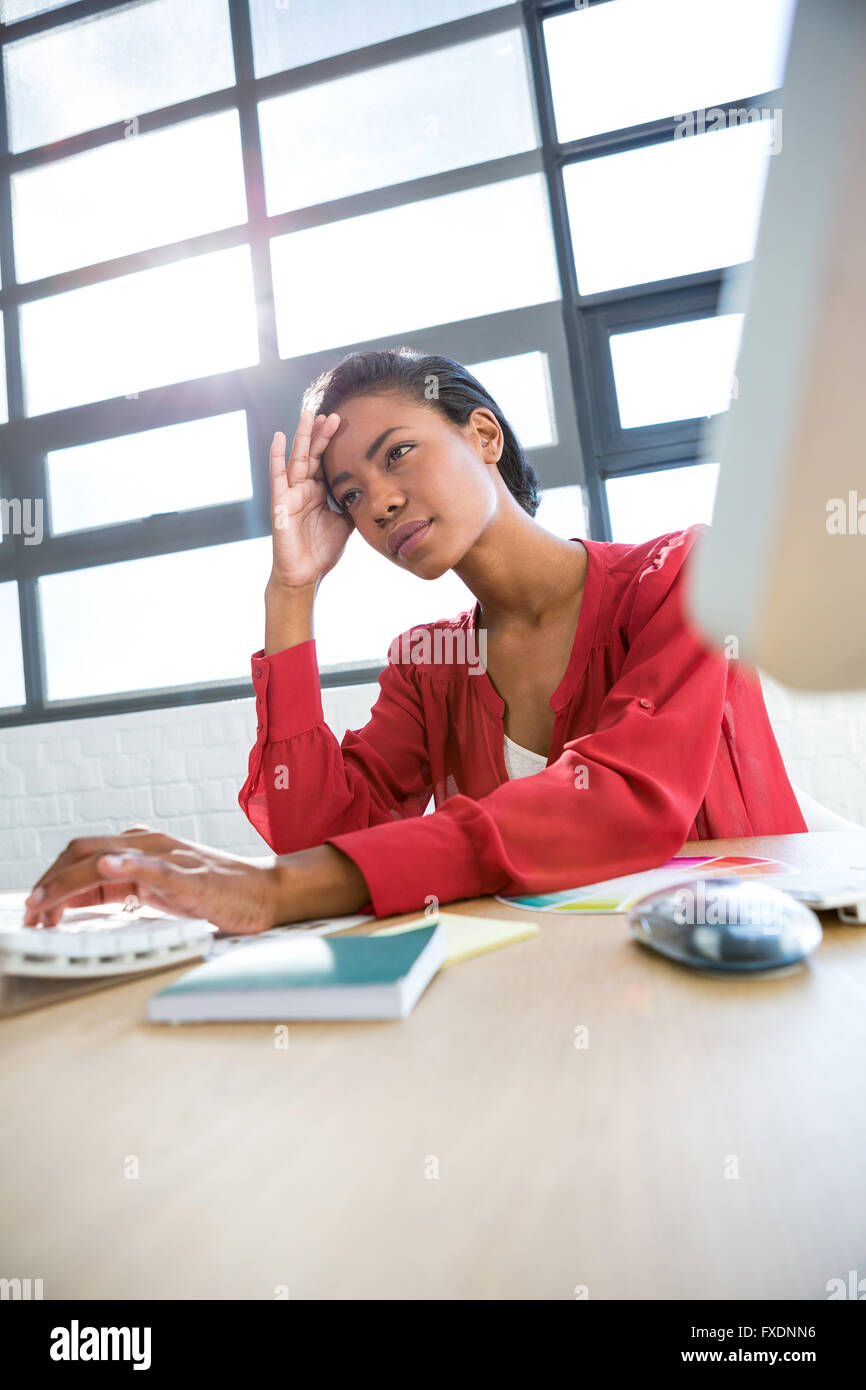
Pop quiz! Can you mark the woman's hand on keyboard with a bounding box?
[21,828,287,934]
[21,827,372,931]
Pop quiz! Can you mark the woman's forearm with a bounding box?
[274,843,373,920]
[264,579,318,656]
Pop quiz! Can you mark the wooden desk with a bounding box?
[3,832,866,1301]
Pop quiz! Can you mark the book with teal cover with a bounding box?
[147,921,446,1023]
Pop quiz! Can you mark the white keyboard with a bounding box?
[0,901,215,978]
[766,870,866,921]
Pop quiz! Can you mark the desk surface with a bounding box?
[3,831,866,1301]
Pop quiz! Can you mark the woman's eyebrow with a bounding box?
[330,425,410,490]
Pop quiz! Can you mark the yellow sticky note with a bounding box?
[372,912,538,967]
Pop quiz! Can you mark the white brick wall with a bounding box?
[0,683,380,891]
[0,672,864,891]
[757,671,866,823]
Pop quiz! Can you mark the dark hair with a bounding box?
[302,346,541,517]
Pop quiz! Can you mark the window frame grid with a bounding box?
[0,0,783,726]
[530,0,784,516]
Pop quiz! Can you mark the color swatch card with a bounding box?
[495,856,792,914]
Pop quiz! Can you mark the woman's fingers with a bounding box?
[25,850,279,936]
[309,411,340,465]
[279,408,340,490]
[30,885,139,929]
[309,413,342,501]
[269,428,289,505]
[20,831,286,932]
[22,852,194,927]
[284,409,315,488]
[25,828,168,905]
[269,409,341,531]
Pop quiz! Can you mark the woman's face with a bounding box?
[320,392,505,578]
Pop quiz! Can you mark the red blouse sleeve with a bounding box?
[237,637,433,863]
[325,530,738,918]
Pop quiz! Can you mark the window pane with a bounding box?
[13,111,248,283]
[21,245,259,417]
[250,0,510,78]
[546,0,795,143]
[536,484,587,540]
[47,412,253,535]
[0,1,77,19]
[610,314,744,429]
[270,174,560,358]
[3,0,235,154]
[606,464,719,544]
[564,120,774,294]
[465,350,557,450]
[40,537,273,701]
[0,582,26,709]
[259,28,536,215]
[39,533,472,698]
[313,530,474,669]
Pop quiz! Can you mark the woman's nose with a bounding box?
[373,493,407,524]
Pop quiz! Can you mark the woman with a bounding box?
[22,348,806,933]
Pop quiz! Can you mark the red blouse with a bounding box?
[238,524,807,918]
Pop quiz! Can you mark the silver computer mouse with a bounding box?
[627,877,823,972]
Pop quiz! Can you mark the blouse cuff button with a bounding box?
[639,697,653,709]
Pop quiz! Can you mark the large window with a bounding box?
[545,0,796,546]
[0,0,796,724]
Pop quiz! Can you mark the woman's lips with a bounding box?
[395,520,432,558]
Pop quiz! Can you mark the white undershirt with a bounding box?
[502,732,548,780]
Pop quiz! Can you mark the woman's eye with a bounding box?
[340,445,411,509]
